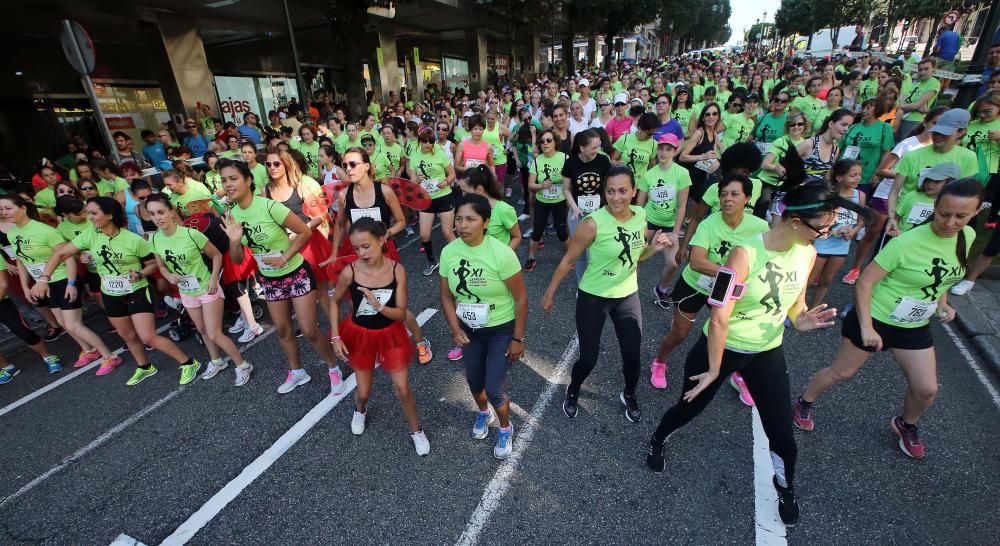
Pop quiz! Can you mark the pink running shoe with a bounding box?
[792,398,814,431]
[74,349,102,368]
[650,359,668,389]
[95,356,123,376]
[890,416,925,459]
[729,372,755,406]
[448,346,463,361]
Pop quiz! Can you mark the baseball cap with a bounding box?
[923,162,961,181]
[560,91,570,98]
[463,110,474,117]
[578,78,590,87]
[656,133,681,148]
[930,109,971,135]
[613,92,630,105]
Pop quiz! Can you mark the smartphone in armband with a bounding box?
[707,266,746,308]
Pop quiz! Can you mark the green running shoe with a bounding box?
[178,360,201,385]
[126,366,158,386]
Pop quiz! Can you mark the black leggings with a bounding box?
[0,299,41,346]
[519,165,531,214]
[532,200,568,242]
[571,290,642,396]
[651,334,798,486]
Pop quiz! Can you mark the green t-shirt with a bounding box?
[790,96,824,127]
[98,176,128,196]
[902,77,941,122]
[35,187,57,210]
[483,125,507,165]
[454,127,471,144]
[672,108,693,135]
[8,220,69,282]
[753,113,787,144]
[721,113,754,149]
[756,135,804,187]
[57,219,96,273]
[681,212,770,294]
[702,177,763,214]
[638,162,691,228]
[841,120,895,185]
[71,227,151,295]
[895,190,937,233]
[170,182,213,217]
[229,197,304,278]
[333,133,350,156]
[613,133,656,178]
[578,206,647,299]
[296,141,321,180]
[149,227,212,296]
[812,107,836,135]
[374,142,403,180]
[895,145,979,199]
[871,223,975,327]
[857,79,880,104]
[487,200,518,245]
[408,147,452,199]
[962,117,1000,174]
[249,163,269,196]
[204,170,222,195]
[703,234,812,352]
[532,152,568,204]
[439,235,521,328]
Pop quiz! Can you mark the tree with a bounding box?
[894,0,953,56]
[327,0,396,118]
[570,0,662,69]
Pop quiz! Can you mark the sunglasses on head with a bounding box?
[264,160,282,168]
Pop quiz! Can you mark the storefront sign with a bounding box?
[214,75,259,126]
[494,55,509,76]
[105,116,136,130]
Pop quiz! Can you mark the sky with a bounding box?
[726,0,782,45]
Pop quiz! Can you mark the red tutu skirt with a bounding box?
[336,236,401,262]
[222,246,257,284]
[301,230,334,283]
[339,317,413,373]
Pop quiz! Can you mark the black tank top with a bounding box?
[683,129,717,189]
[349,261,397,330]
[345,182,393,226]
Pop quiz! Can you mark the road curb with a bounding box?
[950,293,1000,379]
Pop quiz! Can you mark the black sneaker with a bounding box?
[562,386,579,418]
[44,326,65,342]
[620,392,641,423]
[772,475,800,527]
[524,257,537,272]
[295,329,304,338]
[646,438,665,473]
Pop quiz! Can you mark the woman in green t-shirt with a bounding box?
[296,125,322,180]
[407,127,457,276]
[637,134,690,306]
[525,130,568,272]
[648,182,863,527]
[202,152,223,196]
[145,193,252,386]
[439,194,527,460]
[220,159,343,396]
[458,165,521,250]
[795,179,982,460]
[541,166,670,423]
[36,196,197,386]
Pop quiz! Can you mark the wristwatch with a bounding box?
[512,337,524,344]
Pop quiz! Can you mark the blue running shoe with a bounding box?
[471,410,495,440]
[0,365,19,384]
[494,425,514,459]
[44,356,63,374]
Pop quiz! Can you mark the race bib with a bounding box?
[252,251,284,272]
[695,159,716,172]
[101,275,133,295]
[25,263,45,280]
[649,185,676,205]
[457,302,489,328]
[696,273,715,292]
[350,207,383,223]
[421,179,441,195]
[873,180,893,200]
[756,142,772,155]
[542,185,563,200]
[889,296,936,324]
[465,159,485,168]
[356,288,393,316]
[842,145,860,160]
[178,275,201,293]
[2,245,14,260]
[905,202,935,226]
[577,194,600,213]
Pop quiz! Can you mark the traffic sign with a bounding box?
[943,10,960,26]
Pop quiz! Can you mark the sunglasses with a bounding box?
[600,102,612,107]
[704,111,720,117]
[540,138,555,144]
[79,186,95,191]
[772,98,788,103]
[788,122,807,127]
[185,125,197,128]
[344,160,365,170]
[420,139,434,144]
[264,161,282,168]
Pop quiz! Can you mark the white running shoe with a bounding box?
[234,363,253,387]
[201,359,228,380]
[412,429,430,456]
[163,296,182,311]
[517,213,530,222]
[238,324,264,343]
[277,370,311,394]
[351,410,367,435]
[950,280,974,296]
[228,316,248,334]
[329,366,346,396]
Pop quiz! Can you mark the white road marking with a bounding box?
[109,533,148,546]
[942,323,1000,410]
[0,326,275,509]
[0,323,171,418]
[752,407,787,545]
[456,335,579,546]
[157,309,436,545]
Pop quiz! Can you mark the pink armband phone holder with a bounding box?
[707,266,747,308]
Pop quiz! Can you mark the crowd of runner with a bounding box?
[5,43,999,527]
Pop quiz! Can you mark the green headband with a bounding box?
[783,202,827,212]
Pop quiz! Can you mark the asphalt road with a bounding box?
[1,192,997,546]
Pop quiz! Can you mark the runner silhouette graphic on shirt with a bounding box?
[13,236,29,262]
[626,147,639,173]
[98,245,121,275]
[163,249,183,274]
[850,131,864,147]
[240,222,268,253]
[716,240,733,258]
[418,160,431,180]
[615,226,634,268]
[921,257,948,299]
[758,262,784,316]
[541,163,554,182]
[453,259,481,303]
[759,124,773,143]
[736,125,748,143]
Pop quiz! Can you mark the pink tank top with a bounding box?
[463,139,490,167]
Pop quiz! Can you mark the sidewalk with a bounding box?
[949,267,1000,378]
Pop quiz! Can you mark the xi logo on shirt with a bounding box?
[614,226,644,268]
[12,235,31,262]
[97,245,124,275]
[240,222,268,253]
[453,259,483,304]
[162,249,184,274]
